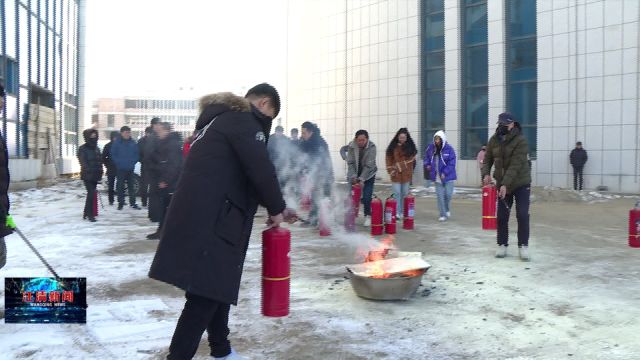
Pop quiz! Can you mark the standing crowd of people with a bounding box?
[77,118,185,240]
[69,77,597,359]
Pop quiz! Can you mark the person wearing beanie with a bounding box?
[569,141,588,191]
[77,129,103,222]
[149,83,296,360]
[482,112,532,261]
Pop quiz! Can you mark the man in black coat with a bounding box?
[0,85,14,270]
[137,126,154,207]
[101,131,120,205]
[77,129,103,222]
[149,84,296,359]
[145,118,164,221]
[146,122,183,240]
[569,141,588,191]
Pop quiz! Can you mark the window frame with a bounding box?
[460,0,488,159]
[506,0,537,159]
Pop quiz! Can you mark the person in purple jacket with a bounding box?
[423,130,457,221]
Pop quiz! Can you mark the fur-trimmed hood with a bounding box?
[195,92,252,130]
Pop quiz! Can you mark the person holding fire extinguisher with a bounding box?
[482,112,531,261]
[346,129,378,227]
[385,128,417,220]
[423,130,457,222]
[149,84,297,360]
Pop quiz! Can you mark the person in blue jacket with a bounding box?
[423,130,457,221]
[111,126,141,210]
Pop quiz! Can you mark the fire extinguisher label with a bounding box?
[408,207,415,218]
[636,220,640,234]
[385,210,393,223]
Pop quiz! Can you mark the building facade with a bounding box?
[285,0,640,193]
[92,97,198,142]
[1,0,84,177]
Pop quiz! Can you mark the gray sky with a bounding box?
[85,0,289,100]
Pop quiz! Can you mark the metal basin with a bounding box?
[347,268,427,301]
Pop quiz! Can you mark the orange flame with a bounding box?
[355,236,422,278]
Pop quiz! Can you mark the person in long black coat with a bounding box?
[77,129,103,222]
[149,84,296,359]
[145,123,183,240]
[101,131,120,205]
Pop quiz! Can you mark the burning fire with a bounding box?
[356,236,423,279]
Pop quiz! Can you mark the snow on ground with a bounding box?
[0,180,639,359]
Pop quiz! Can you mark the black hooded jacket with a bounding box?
[77,129,103,183]
[570,148,588,168]
[149,92,285,305]
[148,132,183,192]
[101,131,119,176]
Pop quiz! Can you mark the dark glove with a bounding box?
[423,165,431,180]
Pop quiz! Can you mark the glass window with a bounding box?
[465,87,489,127]
[421,0,446,154]
[425,13,444,51]
[509,0,536,38]
[465,45,488,86]
[464,4,487,45]
[425,51,444,69]
[510,39,536,81]
[509,82,536,126]
[507,0,537,158]
[461,128,487,160]
[426,68,444,90]
[425,0,444,13]
[5,59,19,94]
[461,0,488,158]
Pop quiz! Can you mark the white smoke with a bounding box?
[269,134,393,261]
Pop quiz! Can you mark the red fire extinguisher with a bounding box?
[344,198,356,232]
[370,196,383,236]
[402,195,415,230]
[629,201,640,248]
[482,185,497,230]
[319,199,331,237]
[344,184,360,232]
[351,183,362,217]
[93,192,98,217]
[262,226,290,317]
[384,194,397,234]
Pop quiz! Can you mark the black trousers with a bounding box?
[83,180,97,218]
[107,173,116,204]
[140,166,151,206]
[573,166,584,190]
[167,292,231,360]
[156,188,172,231]
[497,184,530,247]
[116,169,137,206]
